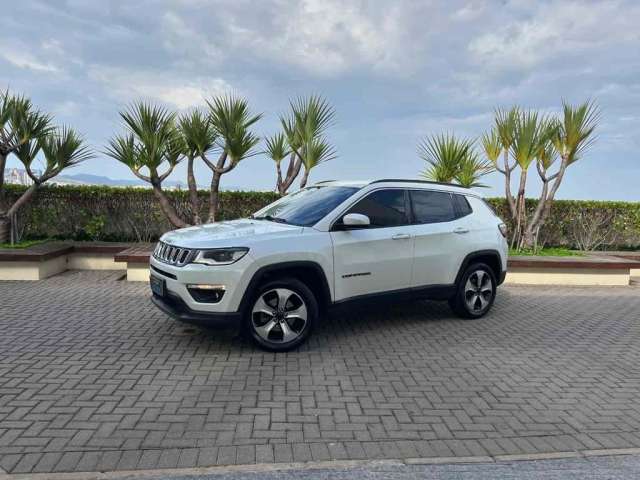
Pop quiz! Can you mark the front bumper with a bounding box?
[149,254,253,313]
[151,292,242,329]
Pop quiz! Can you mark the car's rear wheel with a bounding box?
[246,277,317,351]
[449,262,496,319]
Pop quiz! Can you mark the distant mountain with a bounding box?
[54,173,244,191]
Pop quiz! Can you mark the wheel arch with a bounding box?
[239,261,332,313]
[455,250,505,286]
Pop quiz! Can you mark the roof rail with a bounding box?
[313,180,337,184]
[368,179,469,189]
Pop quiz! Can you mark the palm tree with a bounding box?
[105,103,188,228]
[9,127,93,217]
[419,133,492,187]
[298,136,337,188]
[276,95,336,194]
[203,94,262,223]
[493,107,519,219]
[265,132,290,191]
[178,110,217,224]
[522,100,599,248]
[0,91,57,243]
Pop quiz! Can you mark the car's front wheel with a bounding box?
[246,277,318,351]
[449,262,497,319]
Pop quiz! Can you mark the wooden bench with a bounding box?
[0,242,130,280]
[113,245,153,281]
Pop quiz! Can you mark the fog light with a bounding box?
[187,284,226,303]
[187,284,226,290]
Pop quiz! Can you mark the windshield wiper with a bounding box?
[251,215,289,224]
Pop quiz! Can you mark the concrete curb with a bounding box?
[2,447,640,479]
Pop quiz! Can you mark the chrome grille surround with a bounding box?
[152,241,196,267]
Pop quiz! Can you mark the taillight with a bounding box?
[498,223,508,238]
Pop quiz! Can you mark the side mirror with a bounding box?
[342,213,370,228]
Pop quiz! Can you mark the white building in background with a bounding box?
[3,168,40,186]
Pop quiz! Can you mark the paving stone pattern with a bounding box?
[1,270,640,474]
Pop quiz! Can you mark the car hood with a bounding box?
[160,218,304,249]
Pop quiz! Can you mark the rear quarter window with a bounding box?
[453,194,473,218]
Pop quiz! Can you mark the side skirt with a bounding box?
[329,284,456,313]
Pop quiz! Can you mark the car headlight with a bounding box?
[191,247,249,266]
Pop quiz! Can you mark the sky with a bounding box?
[1,0,639,200]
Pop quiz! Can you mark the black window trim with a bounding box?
[330,187,411,231]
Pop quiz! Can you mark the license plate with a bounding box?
[150,275,165,297]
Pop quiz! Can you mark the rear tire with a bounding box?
[245,277,318,352]
[449,262,497,319]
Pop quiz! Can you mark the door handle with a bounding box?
[392,233,411,240]
[453,227,469,234]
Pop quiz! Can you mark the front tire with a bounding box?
[245,277,318,351]
[449,262,497,319]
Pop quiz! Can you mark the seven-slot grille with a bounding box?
[153,241,195,267]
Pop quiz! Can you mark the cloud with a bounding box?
[161,11,222,65]
[468,1,640,71]
[170,0,425,76]
[88,66,232,109]
[0,45,58,72]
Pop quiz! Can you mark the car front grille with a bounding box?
[153,241,196,267]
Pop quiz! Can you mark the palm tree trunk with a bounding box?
[186,156,200,224]
[522,180,549,249]
[280,154,302,194]
[503,150,516,220]
[206,152,228,224]
[529,156,570,240]
[1,183,40,243]
[6,184,39,218]
[275,161,283,192]
[512,169,528,248]
[207,170,222,224]
[151,183,188,229]
[0,153,7,243]
[299,168,310,189]
[0,213,9,244]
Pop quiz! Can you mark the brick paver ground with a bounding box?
[1,270,640,474]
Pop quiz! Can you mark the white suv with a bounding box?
[150,179,508,351]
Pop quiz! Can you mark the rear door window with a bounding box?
[410,190,456,224]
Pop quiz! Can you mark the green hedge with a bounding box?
[485,198,640,250]
[4,184,640,248]
[4,184,279,242]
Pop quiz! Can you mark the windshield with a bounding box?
[252,186,359,227]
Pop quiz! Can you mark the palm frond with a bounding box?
[178,109,217,158]
[510,110,544,170]
[265,132,290,164]
[115,102,179,171]
[455,151,495,188]
[418,133,473,183]
[105,134,139,170]
[207,94,263,163]
[481,128,502,167]
[494,106,519,150]
[280,95,336,153]
[39,126,94,173]
[555,99,600,164]
[299,136,337,170]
